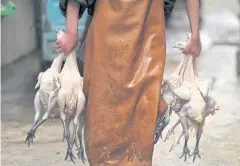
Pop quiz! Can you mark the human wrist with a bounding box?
[66,29,78,36]
[191,31,200,41]
[66,29,78,42]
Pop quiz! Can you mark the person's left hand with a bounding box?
[183,37,202,57]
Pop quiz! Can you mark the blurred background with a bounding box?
[1,0,240,166]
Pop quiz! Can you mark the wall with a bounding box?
[203,0,240,15]
[1,0,38,67]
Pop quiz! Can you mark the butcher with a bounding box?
[56,0,202,165]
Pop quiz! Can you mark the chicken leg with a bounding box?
[77,113,86,163]
[57,89,69,142]
[179,116,191,162]
[32,91,42,127]
[24,91,58,146]
[70,91,86,147]
[24,91,43,146]
[154,106,172,144]
[64,118,76,164]
[169,131,184,152]
[57,88,76,164]
[59,102,75,163]
[164,119,181,142]
[191,123,203,162]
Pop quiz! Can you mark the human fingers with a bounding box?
[55,39,62,46]
[182,46,190,55]
[55,40,63,49]
[57,48,65,53]
[191,48,201,57]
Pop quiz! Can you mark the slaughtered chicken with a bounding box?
[154,34,220,162]
[24,13,92,163]
[53,30,86,164]
[24,30,63,146]
[164,95,219,162]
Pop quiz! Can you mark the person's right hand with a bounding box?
[183,37,202,57]
[56,31,78,55]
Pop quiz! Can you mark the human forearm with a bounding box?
[182,0,202,57]
[66,0,80,35]
[185,0,200,40]
[56,0,80,54]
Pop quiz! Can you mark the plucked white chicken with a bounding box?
[53,30,86,164]
[154,33,220,162]
[24,30,63,147]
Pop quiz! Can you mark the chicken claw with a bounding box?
[65,143,76,164]
[62,133,69,142]
[154,106,172,144]
[154,132,161,144]
[77,147,86,164]
[190,148,201,162]
[169,131,183,152]
[169,140,179,152]
[179,146,191,162]
[164,119,180,142]
[24,129,36,147]
[190,124,203,162]
[164,128,175,142]
[70,135,78,148]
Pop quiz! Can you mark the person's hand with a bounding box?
[183,37,202,57]
[55,31,78,55]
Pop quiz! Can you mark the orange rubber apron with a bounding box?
[83,0,166,165]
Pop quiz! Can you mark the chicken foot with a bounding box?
[69,91,86,148]
[24,91,42,146]
[154,106,172,144]
[59,102,75,164]
[77,113,86,163]
[24,92,58,146]
[164,118,181,142]
[57,90,78,164]
[169,131,184,152]
[65,136,76,164]
[190,124,203,162]
[64,118,76,164]
[179,116,191,162]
